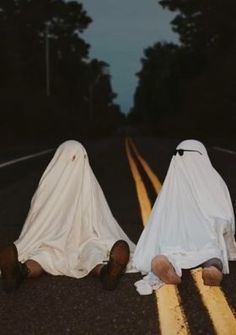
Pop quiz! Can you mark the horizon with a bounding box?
[81,0,178,114]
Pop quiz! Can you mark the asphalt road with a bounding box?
[0,136,236,335]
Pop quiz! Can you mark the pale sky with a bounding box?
[80,0,178,114]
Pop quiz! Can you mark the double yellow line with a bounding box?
[125,137,236,335]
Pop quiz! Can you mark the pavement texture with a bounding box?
[0,136,236,335]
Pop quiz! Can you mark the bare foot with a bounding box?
[151,255,181,285]
[202,266,223,286]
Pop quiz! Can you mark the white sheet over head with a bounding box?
[15,140,135,278]
[133,139,236,294]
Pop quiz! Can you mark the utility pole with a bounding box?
[45,22,50,97]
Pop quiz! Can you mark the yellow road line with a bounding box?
[129,138,162,194]
[129,138,236,335]
[125,138,189,335]
[125,138,151,225]
[191,268,236,335]
[156,285,189,335]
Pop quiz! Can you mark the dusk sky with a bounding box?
[81,0,178,114]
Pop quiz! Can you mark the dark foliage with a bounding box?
[130,0,236,138]
[0,0,124,145]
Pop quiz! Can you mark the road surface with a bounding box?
[0,136,236,335]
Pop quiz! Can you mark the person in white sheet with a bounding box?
[0,140,135,293]
[133,139,236,295]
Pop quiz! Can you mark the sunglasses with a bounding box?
[174,149,203,156]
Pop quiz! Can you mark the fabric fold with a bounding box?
[133,140,236,294]
[14,140,136,278]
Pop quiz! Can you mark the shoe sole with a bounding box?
[0,244,18,292]
[109,240,130,276]
[101,240,130,290]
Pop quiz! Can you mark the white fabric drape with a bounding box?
[15,140,136,278]
[133,140,236,295]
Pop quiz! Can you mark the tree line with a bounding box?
[129,0,236,137]
[0,0,124,144]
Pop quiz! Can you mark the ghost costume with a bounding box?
[14,140,135,278]
[133,140,236,295]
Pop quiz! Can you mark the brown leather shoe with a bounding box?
[0,244,29,293]
[100,240,130,290]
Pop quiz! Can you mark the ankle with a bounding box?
[202,258,223,272]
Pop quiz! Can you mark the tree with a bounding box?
[160,0,236,55]
[130,42,184,125]
[159,0,236,135]
[0,0,121,142]
[129,0,236,136]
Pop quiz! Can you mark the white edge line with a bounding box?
[0,148,54,169]
[213,146,236,155]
